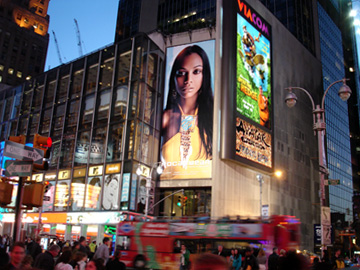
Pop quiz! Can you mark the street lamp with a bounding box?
[284,78,352,250]
[136,161,164,217]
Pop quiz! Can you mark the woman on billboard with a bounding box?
[161,44,213,179]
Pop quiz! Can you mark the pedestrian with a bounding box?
[0,237,9,267]
[70,251,87,270]
[88,241,97,260]
[257,248,267,270]
[105,249,126,270]
[78,237,90,257]
[30,237,42,261]
[179,244,190,270]
[268,247,279,270]
[34,244,61,270]
[2,241,26,270]
[278,250,310,270]
[214,245,226,257]
[92,237,110,265]
[85,259,105,270]
[71,241,81,258]
[243,247,259,270]
[229,249,235,268]
[331,249,345,269]
[232,249,242,270]
[192,253,228,270]
[54,250,73,270]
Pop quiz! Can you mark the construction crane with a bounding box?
[74,18,84,57]
[52,30,63,64]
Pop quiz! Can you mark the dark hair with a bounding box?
[79,236,86,243]
[88,258,106,270]
[73,251,87,262]
[166,45,213,158]
[10,241,25,251]
[103,237,110,244]
[56,250,72,265]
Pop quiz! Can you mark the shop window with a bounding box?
[70,178,85,211]
[54,180,70,211]
[85,176,102,210]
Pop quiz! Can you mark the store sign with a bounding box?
[32,173,43,182]
[121,173,130,202]
[58,170,71,180]
[137,165,150,178]
[89,165,103,176]
[45,173,56,180]
[235,117,272,168]
[129,175,137,211]
[106,163,121,174]
[73,168,86,178]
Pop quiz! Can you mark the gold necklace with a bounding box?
[178,105,198,169]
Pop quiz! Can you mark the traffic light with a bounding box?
[183,196,188,207]
[44,181,50,193]
[22,183,45,207]
[0,178,13,205]
[33,134,52,171]
[8,135,26,144]
[177,196,182,207]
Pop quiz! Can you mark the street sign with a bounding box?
[4,141,43,164]
[4,160,33,177]
[324,179,340,186]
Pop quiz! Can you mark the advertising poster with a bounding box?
[236,117,272,168]
[237,0,271,129]
[85,176,102,210]
[70,178,85,211]
[161,40,215,180]
[102,174,120,210]
[54,180,70,211]
[129,175,137,211]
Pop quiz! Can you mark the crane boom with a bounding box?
[74,18,84,56]
[52,30,63,64]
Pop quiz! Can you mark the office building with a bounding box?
[0,0,50,88]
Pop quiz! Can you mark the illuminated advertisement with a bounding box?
[54,180,70,211]
[42,181,55,212]
[161,40,215,180]
[237,0,271,129]
[236,117,272,168]
[85,176,102,210]
[102,174,120,210]
[220,0,273,171]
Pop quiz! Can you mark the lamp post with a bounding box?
[136,161,164,217]
[284,78,352,250]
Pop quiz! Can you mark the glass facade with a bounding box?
[318,3,353,222]
[0,34,165,215]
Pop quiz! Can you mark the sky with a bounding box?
[45,0,119,71]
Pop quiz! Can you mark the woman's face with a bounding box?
[174,53,203,100]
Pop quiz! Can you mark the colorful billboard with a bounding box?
[160,40,215,180]
[237,1,271,129]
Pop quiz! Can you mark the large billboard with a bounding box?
[160,40,215,180]
[221,0,273,171]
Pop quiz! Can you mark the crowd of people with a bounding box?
[0,235,126,270]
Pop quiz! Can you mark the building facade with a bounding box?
[0,0,50,88]
[0,0,355,252]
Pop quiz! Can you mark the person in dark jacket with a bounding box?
[34,244,60,270]
[105,249,126,270]
[268,247,279,270]
[2,242,26,270]
[243,247,259,270]
[30,237,42,261]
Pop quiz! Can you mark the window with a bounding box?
[8,68,14,75]
[65,99,80,133]
[16,13,22,20]
[52,104,65,137]
[59,135,76,168]
[57,74,69,104]
[0,65,4,71]
[40,109,51,134]
[112,85,128,122]
[107,124,124,162]
[85,62,98,95]
[95,90,110,126]
[79,94,95,130]
[16,71,22,78]
[75,130,91,166]
[24,18,29,24]
[70,67,84,99]
[90,127,107,164]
